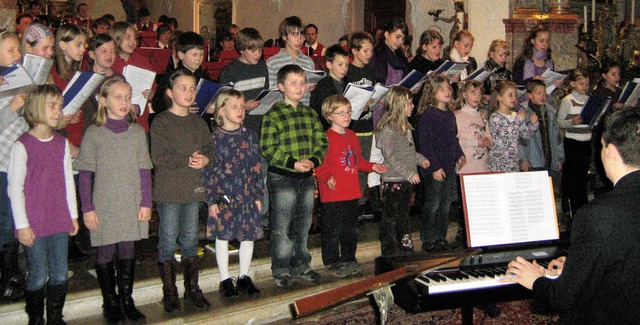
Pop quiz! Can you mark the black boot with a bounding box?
[68,237,89,263]
[158,260,181,313]
[1,242,25,301]
[95,262,124,324]
[25,288,45,325]
[117,259,146,322]
[45,283,67,325]
[183,257,211,310]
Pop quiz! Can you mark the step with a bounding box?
[0,237,385,324]
[0,221,461,324]
[73,261,380,325]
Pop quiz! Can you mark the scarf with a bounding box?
[450,47,469,80]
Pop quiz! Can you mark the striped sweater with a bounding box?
[557,92,591,142]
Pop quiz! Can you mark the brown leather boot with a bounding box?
[182,257,211,310]
[158,260,181,313]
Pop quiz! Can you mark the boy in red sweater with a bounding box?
[315,95,387,277]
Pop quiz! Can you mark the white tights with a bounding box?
[215,238,254,281]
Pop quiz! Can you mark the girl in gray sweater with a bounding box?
[375,86,430,256]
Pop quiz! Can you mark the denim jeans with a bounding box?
[24,232,69,291]
[0,172,17,250]
[267,172,315,277]
[321,199,359,266]
[156,202,200,262]
[421,175,457,243]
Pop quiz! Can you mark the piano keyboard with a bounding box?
[415,246,559,295]
[416,266,516,294]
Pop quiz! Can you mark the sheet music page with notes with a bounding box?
[460,171,559,247]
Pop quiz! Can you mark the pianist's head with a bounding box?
[601,109,640,183]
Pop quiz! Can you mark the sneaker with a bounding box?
[274,273,292,287]
[401,234,414,252]
[344,262,363,276]
[299,269,321,282]
[325,264,350,278]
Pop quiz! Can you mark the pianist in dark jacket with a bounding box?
[504,108,640,325]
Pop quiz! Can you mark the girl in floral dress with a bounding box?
[487,81,539,172]
[203,89,264,298]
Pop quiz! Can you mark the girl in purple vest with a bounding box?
[74,78,152,323]
[7,85,79,325]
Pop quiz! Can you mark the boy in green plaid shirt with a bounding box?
[260,64,328,287]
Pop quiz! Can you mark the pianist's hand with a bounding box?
[546,256,566,277]
[502,256,545,290]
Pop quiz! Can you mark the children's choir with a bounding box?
[1,7,638,323]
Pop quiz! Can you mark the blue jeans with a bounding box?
[157,202,200,262]
[421,175,457,243]
[267,172,315,277]
[25,232,69,291]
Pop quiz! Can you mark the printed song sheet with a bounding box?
[249,89,283,115]
[460,171,558,247]
[62,72,105,115]
[123,65,156,115]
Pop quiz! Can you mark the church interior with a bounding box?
[1,0,639,324]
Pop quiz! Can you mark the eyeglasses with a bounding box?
[332,110,352,117]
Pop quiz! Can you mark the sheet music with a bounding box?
[461,171,558,247]
[581,96,611,128]
[432,60,469,79]
[233,77,266,92]
[343,83,374,120]
[194,79,232,116]
[249,90,283,115]
[62,72,105,115]
[464,67,493,83]
[123,65,156,115]
[397,69,427,91]
[541,69,567,94]
[23,54,53,85]
[369,83,390,107]
[619,81,640,106]
[302,67,326,85]
[0,64,36,99]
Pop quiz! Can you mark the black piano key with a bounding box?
[464,270,483,278]
[478,269,494,277]
[425,274,442,282]
[418,275,430,283]
[450,271,466,280]
[441,273,459,281]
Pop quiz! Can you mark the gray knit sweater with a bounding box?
[376,125,426,182]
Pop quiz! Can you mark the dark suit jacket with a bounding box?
[532,170,640,324]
